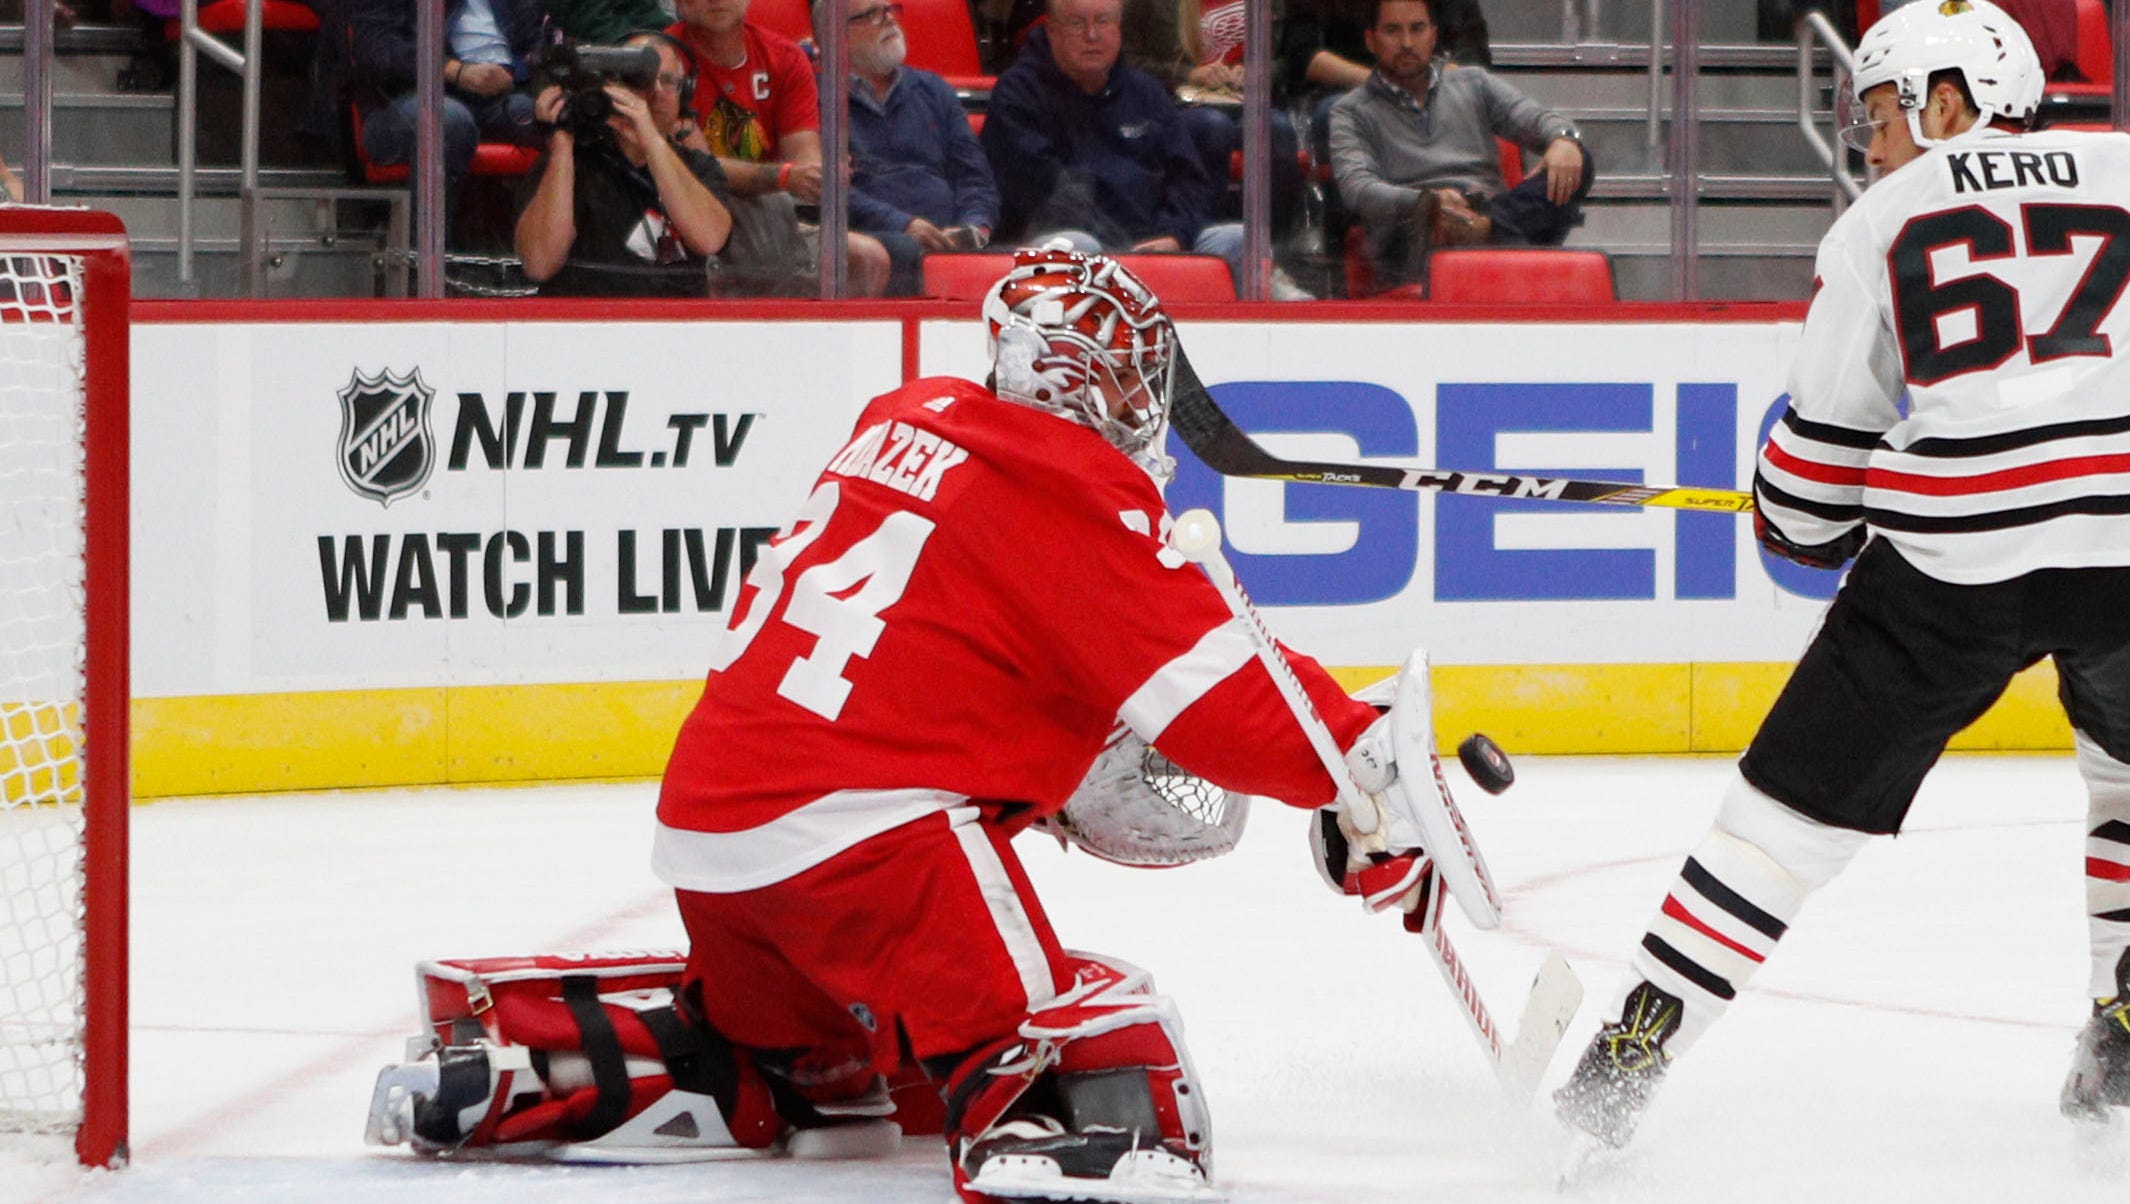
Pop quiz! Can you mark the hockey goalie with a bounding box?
[365,248,1476,1202]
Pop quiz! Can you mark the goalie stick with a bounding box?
[1168,508,1582,1101]
[1166,349,1756,514]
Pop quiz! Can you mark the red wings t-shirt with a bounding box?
[653,377,1373,891]
[666,20,819,162]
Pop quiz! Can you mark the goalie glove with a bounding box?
[1314,650,1504,929]
[1042,726,1249,867]
[1309,804,1434,913]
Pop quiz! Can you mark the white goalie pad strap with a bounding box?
[1050,727,1249,867]
[1361,649,1502,929]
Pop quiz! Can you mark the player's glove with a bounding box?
[1309,805,1432,912]
[1754,509,1865,571]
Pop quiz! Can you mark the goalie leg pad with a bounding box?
[367,953,813,1161]
[945,953,1215,1203]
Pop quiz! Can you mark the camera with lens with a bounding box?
[538,43,660,140]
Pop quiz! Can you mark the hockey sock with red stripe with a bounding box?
[2078,732,2130,1002]
[1621,774,1869,1059]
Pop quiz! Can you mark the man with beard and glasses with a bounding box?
[1328,0,1592,291]
[813,0,1000,296]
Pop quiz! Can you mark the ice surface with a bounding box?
[8,754,2129,1203]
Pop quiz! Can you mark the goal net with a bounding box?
[0,208,130,1169]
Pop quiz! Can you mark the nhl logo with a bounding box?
[336,367,435,507]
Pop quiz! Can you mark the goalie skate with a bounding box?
[964,1118,1221,1204]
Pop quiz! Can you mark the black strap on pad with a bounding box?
[558,974,634,1140]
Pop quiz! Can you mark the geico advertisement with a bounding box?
[925,318,1839,667]
[129,320,900,694]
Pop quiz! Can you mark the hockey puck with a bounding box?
[1457,733,1515,795]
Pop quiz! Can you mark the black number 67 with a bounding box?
[1889,202,2130,385]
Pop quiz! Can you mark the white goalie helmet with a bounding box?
[1840,0,2043,153]
[982,245,1178,458]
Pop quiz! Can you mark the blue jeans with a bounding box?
[873,230,924,297]
[362,88,538,206]
[1178,105,1304,238]
[1485,142,1597,246]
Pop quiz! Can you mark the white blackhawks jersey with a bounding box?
[1760,126,2130,584]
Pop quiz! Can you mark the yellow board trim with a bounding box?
[131,662,2076,798]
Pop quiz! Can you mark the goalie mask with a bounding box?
[982,246,1177,458]
[1840,0,2041,153]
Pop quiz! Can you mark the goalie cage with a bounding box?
[0,208,131,1169]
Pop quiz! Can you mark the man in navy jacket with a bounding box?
[822,0,1001,295]
[979,0,1240,283]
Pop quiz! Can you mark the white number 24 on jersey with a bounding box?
[705,481,938,721]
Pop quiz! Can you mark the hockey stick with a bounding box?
[1169,508,1583,1101]
[1166,349,1756,513]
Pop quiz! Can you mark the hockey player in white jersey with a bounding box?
[1555,0,2130,1150]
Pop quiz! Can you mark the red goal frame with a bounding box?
[0,208,131,1168]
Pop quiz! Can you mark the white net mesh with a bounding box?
[0,251,90,1135]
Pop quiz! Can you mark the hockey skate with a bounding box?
[2062,994,2130,1124]
[961,1116,1219,1204]
[1553,981,1681,1151]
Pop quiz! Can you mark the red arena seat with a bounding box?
[921,251,1236,303]
[167,0,318,39]
[1424,248,1616,305]
[749,0,813,44]
[1113,253,1237,302]
[898,0,994,93]
[2073,0,2113,83]
[920,252,1016,301]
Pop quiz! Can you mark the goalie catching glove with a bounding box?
[1311,650,1504,929]
[1040,725,1249,867]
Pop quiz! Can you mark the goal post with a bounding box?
[0,207,130,1169]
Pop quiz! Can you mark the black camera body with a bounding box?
[539,43,660,140]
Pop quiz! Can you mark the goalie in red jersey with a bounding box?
[365,247,1453,1203]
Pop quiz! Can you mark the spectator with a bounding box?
[0,146,20,203]
[516,33,735,296]
[981,0,1244,284]
[541,0,677,43]
[813,0,1001,297]
[1121,0,1306,250]
[350,0,547,220]
[1329,0,1590,290]
[666,0,890,296]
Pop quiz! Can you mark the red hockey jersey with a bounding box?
[654,377,1374,892]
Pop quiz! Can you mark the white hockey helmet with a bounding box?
[1841,0,2044,152]
[982,245,1177,457]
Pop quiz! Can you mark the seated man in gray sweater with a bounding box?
[1328,0,1594,291]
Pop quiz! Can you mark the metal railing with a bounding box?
[1796,10,1864,209]
[174,0,261,294]
[174,0,410,297]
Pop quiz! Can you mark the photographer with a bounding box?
[516,34,735,297]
